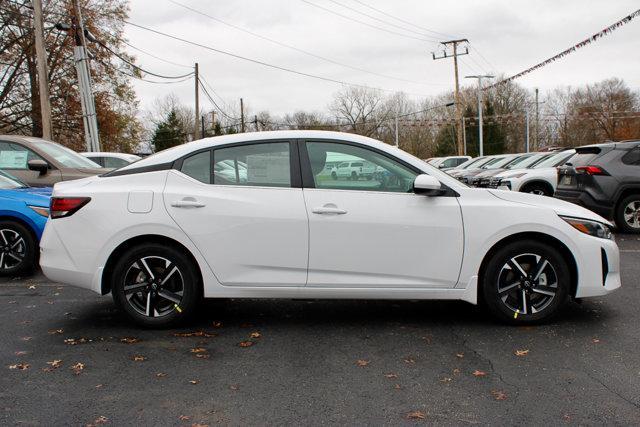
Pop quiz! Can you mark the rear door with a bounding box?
[164,140,309,287]
[557,146,609,191]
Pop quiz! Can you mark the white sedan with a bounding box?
[40,131,620,327]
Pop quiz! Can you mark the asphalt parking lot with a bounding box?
[1,237,639,426]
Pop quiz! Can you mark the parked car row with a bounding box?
[443,140,640,233]
[0,135,141,275]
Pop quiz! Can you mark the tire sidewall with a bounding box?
[111,244,201,328]
[0,220,37,277]
[615,195,640,234]
[482,240,569,324]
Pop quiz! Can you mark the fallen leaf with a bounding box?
[456,353,464,358]
[131,355,146,362]
[95,384,103,388]
[191,424,209,427]
[212,321,223,328]
[90,415,108,425]
[20,336,32,341]
[406,410,426,420]
[28,285,36,290]
[9,363,30,370]
[249,331,261,339]
[191,347,207,353]
[514,349,530,357]
[156,372,167,378]
[440,377,452,383]
[356,359,370,367]
[394,384,402,390]
[64,338,87,345]
[189,380,199,385]
[491,390,507,400]
[15,351,27,356]
[195,353,210,359]
[592,338,601,344]
[238,341,253,347]
[404,357,416,364]
[46,360,62,369]
[452,368,461,374]
[421,336,432,344]
[229,384,239,390]
[472,370,487,377]
[174,331,216,338]
[179,415,191,421]
[384,373,398,379]
[120,337,140,344]
[48,329,64,335]
[71,362,85,375]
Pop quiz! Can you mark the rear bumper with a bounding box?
[554,189,614,220]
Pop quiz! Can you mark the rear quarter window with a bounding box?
[621,147,640,165]
[566,149,601,167]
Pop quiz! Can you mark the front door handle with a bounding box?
[312,204,347,215]
[171,198,206,208]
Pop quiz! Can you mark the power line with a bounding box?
[123,20,432,96]
[351,0,456,39]
[98,58,193,84]
[121,39,193,69]
[169,0,444,87]
[198,76,239,120]
[95,39,194,79]
[298,0,436,43]
[324,0,440,41]
[197,77,239,121]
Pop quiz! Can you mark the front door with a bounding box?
[0,140,61,186]
[301,140,464,288]
[164,141,308,287]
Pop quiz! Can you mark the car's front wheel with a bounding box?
[482,240,570,324]
[615,194,640,234]
[0,220,37,277]
[111,244,202,327]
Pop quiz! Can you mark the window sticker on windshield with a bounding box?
[0,151,28,168]
[246,152,289,184]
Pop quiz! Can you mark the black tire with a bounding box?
[331,171,337,180]
[615,194,640,234]
[351,171,358,181]
[0,220,37,277]
[111,244,202,328]
[482,240,570,325]
[520,182,553,197]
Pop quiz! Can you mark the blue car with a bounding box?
[0,170,51,276]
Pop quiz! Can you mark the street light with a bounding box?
[465,75,494,157]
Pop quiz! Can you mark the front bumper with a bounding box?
[575,236,621,298]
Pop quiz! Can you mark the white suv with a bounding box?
[493,150,575,196]
[331,161,375,180]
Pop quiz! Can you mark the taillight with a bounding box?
[50,197,91,219]
[576,165,608,175]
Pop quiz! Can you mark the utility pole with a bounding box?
[534,88,539,150]
[201,115,205,138]
[254,115,259,132]
[465,75,493,157]
[32,0,52,140]
[433,39,468,155]
[462,117,467,155]
[194,62,199,140]
[240,98,245,133]
[71,0,100,151]
[210,110,217,135]
[525,107,530,153]
[394,111,399,147]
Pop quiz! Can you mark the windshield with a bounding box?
[533,150,575,168]
[0,170,27,189]
[31,140,101,168]
[483,156,515,169]
[506,153,551,169]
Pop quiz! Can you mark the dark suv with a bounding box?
[555,140,640,233]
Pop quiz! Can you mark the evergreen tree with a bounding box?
[483,100,506,154]
[434,124,457,156]
[152,109,185,152]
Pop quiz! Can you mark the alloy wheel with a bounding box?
[122,256,185,318]
[529,189,545,196]
[496,253,558,315]
[623,200,640,229]
[0,228,26,271]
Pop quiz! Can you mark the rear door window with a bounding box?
[622,147,640,165]
[567,148,601,166]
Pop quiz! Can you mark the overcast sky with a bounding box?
[124,0,640,117]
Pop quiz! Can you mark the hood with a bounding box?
[496,167,556,179]
[0,186,52,207]
[73,167,112,174]
[474,168,505,178]
[488,189,612,226]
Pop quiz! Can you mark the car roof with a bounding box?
[577,140,640,150]
[0,135,52,144]
[117,131,399,171]
[81,152,140,159]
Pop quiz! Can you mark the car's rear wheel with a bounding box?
[351,171,358,181]
[482,240,570,324]
[111,244,201,328]
[615,195,640,234]
[331,171,337,180]
[0,220,36,277]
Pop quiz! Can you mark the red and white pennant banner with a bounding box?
[486,8,640,89]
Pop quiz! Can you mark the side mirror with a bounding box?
[438,164,446,169]
[28,159,48,175]
[413,174,443,196]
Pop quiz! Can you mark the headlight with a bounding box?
[28,205,50,218]
[561,216,612,239]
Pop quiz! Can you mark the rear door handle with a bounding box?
[312,204,347,215]
[171,199,206,208]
